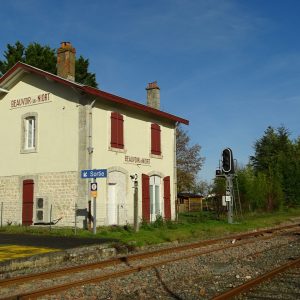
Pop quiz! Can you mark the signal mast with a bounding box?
[216,148,235,224]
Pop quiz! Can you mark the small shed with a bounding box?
[177,193,204,212]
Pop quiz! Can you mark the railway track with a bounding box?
[212,256,300,299]
[0,223,299,299]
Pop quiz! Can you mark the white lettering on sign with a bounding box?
[10,93,51,109]
[90,170,106,177]
[91,183,98,191]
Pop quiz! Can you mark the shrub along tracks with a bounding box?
[0,223,299,299]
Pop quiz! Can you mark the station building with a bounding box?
[0,42,188,227]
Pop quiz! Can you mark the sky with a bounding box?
[1,0,300,183]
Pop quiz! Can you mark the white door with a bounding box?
[107,171,127,225]
[107,183,117,225]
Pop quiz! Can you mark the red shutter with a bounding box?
[111,112,124,149]
[142,174,150,222]
[164,176,171,220]
[151,123,161,155]
[22,180,34,225]
[111,112,118,148]
[118,114,124,148]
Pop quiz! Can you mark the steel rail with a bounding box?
[0,222,298,289]
[0,237,277,300]
[212,256,300,300]
[0,223,299,299]
[1,230,296,300]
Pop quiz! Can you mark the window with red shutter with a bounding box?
[151,123,161,155]
[111,112,124,149]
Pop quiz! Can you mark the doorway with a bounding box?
[107,183,117,225]
[22,179,34,225]
[107,171,127,225]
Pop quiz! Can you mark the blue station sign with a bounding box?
[81,169,107,179]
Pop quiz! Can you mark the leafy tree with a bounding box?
[0,41,24,74]
[211,176,226,219]
[25,43,57,74]
[250,125,298,209]
[250,126,291,173]
[193,180,211,196]
[75,56,97,87]
[176,125,205,192]
[212,125,299,213]
[0,41,98,87]
[237,166,282,211]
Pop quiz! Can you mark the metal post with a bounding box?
[226,175,233,224]
[74,203,77,235]
[87,100,95,230]
[50,204,52,231]
[93,178,97,235]
[134,179,139,232]
[1,202,3,228]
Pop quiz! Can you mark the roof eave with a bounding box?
[0,62,189,125]
[82,86,189,125]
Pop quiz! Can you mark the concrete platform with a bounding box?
[0,233,116,249]
[0,233,118,271]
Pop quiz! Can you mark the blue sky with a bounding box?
[1,0,300,183]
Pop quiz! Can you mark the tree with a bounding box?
[75,56,97,87]
[237,166,279,211]
[250,126,291,173]
[193,180,211,196]
[250,125,299,209]
[176,125,205,192]
[0,41,98,88]
[0,41,24,74]
[211,176,226,219]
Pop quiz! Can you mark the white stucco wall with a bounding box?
[91,101,176,225]
[0,71,178,227]
[0,73,81,226]
[0,73,80,176]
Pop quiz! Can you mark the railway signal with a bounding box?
[217,147,235,224]
[222,148,234,174]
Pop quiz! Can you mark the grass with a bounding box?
[0,207,299,248]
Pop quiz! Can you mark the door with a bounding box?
[22,179,34,225]
[107,171,127,225]
[107,183,117,225]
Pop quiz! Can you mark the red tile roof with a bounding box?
[0,62,189,125]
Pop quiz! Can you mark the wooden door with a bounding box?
[22,179,34,225]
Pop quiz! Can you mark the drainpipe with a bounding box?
[87,99,96,229]
[174,122,178,221]
[0,88,9,93]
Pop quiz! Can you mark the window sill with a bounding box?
[109,146,127,154]
[150,153,163,159]
[20,148,37,154]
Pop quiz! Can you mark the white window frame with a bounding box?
[25,117,35,149]
[21,112,38,153]
[149,175,163,222]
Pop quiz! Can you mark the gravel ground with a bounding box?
[1,227,299,300]
[240,267,300,300]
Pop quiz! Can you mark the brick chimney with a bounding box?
[57,42,76,81]
[146,81,160,110]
